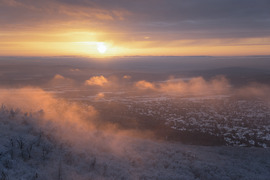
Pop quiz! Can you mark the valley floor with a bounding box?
[0,108,270,180]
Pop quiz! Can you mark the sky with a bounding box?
[1,0,270,56]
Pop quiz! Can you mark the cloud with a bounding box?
[70,68,80,72]
[85,75,108,86]
[133,76,270,101]
[1,0,270,56]
[1,0,270,41]
[235,83,270,100]
[95,92,105,100]
[53,74,65,80]
[135,80,156,90]
[123,75,131,80]
[48,74,74,86]
[0,87,96,116]
[0,87,156,157]
[135,76,230,95]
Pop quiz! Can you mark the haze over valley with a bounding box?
[1,0,270,179]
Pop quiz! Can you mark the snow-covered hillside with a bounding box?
[1,106,270,180]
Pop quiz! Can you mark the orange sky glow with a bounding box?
[1,0,270,57]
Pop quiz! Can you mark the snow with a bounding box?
[112,95,270,147]
[1,106,270,180]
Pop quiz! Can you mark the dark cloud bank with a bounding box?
[1,0,270,40]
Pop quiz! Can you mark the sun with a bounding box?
[97,43,107,54]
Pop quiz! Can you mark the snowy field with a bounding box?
[0,57,270,179]
[1,105,270,180]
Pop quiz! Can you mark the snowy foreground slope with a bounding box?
[0,107,270,180]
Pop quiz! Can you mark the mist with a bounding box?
[0,56,270,179]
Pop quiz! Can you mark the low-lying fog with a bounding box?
[0,56,270,179]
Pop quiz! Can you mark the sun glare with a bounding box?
[97,43,107,54]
